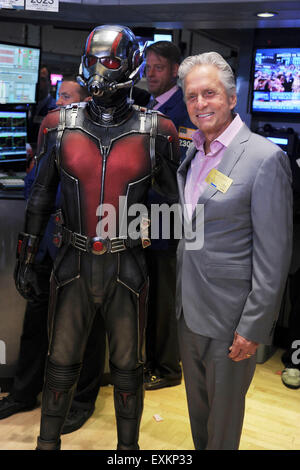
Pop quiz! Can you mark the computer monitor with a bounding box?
[251,47,300,115]
[0,110,27,171]
[264,132,297,155]
[55,80,62,102]
[0,42,40,105]
[137,32,173,51]
[153,33,173,42]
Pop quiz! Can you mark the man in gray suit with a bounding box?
[176,52,293,450]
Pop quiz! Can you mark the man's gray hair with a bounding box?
[178,52,236,97]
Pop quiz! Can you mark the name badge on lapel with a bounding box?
[205,168,233,194]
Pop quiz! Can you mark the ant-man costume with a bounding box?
[14,25,179,450]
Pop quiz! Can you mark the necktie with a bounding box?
[147,97,158,110]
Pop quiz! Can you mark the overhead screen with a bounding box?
[251,47,300,114]
[0,43,40,105]
[137,33,173,51]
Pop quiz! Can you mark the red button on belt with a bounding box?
[92,241,104,252]
[53,236,60,246]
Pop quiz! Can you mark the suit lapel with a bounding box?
[215,124,251,176]
[177,144,197,208]
[177,124,251,221]
[194,124,251,217]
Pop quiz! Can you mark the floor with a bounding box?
[0,348,299,451]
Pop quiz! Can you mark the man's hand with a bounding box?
[228,332,259,362]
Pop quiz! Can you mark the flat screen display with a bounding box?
[0,111,27,164]
[55,80,62,102]
[266,136,289,147]
[265,133,297,156]
[137,33,173,51]
[0,43,40,104]
[251,48,300,114]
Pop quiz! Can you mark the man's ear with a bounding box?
[230,93,237,110]
[172,63,179,79]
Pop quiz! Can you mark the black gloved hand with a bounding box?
[14,260,42,301]
[14,232,41,301]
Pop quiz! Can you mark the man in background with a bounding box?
[144,41,196,391]
[56,77,90,107]
[27,65,57,144]
[146,41,195,162]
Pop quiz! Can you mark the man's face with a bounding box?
[145,51,179,98]
[56,81,84,107]
[38,67,50,100]
[184,64,237,143]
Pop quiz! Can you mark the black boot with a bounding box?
[36,437,61,450]
[110,363,144,450]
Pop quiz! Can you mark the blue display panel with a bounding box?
[0,111,27,164]
[252,48,300,114]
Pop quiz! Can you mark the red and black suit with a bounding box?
[20,100,179,450]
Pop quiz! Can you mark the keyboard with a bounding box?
[0,178,25,190]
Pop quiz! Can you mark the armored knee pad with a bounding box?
[110,362,144,418]
[42,360,82,417]
[39,360,82,445]
[110,362,144,449]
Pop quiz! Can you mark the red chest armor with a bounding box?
[36,103,177,238]
[61,129,151,236]
[29,103,179,242]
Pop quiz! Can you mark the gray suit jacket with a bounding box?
[176,123,293,345]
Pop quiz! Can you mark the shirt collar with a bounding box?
[192,113,243,153]
[155,85,178,107]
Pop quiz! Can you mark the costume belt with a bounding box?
[52,210,151,255]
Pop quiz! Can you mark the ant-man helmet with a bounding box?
[77,24,145,97]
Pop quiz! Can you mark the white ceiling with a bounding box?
[1,0,300,30]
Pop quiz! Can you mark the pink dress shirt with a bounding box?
[152,85,179,110]
[184,114,244,219]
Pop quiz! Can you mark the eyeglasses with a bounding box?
[84,55,121,70]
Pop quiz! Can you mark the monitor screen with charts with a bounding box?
[0,110,27,168]
[0,43,40,104]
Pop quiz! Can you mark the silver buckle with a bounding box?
[89,238,107,255]
[110,238,126,253]
[70,105,79,127]
[73,233,88,252]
